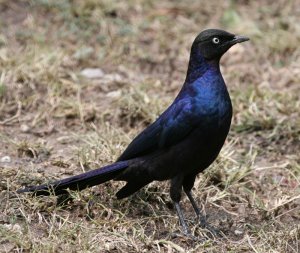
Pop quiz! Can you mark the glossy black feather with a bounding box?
[18,29,249,235]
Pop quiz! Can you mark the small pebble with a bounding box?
[234,229,244,235]
[80,68,104,79]
[20,124,30,132]
[1,156,11,163]
[106,90,122,98]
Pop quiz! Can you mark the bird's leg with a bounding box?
[170,175,195,237]
[174,201,190,235]
[185,190,221,237]
[185,190,206,227]
[182,175,207,226]
[172,201,201,241]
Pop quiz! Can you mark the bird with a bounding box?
[18,29,249,236]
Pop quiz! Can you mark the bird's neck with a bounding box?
[185,48,220,84]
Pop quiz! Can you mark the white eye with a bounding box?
[212,37,220,44]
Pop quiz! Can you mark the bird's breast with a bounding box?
[191,75,232,125]
[188,72,233,148]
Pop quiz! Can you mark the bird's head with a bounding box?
[192,29,249,62]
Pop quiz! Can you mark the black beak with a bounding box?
[231,35,250,44]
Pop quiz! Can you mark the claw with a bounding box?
[171,231,204,242]
[199,218,222,238]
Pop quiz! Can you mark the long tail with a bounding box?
[17,161,128,196]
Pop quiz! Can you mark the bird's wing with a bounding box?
[117,98,199,161]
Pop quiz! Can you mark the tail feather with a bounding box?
[17,161,128,196]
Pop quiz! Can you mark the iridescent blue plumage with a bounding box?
[18,29,249,236]
[118,47,231,162]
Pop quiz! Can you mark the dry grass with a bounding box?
[0,0,299,252]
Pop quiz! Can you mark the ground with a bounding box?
[0,0,299,252]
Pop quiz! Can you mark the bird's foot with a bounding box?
[171,231,203,242]
[199,218,222,238]
[203,224,222,238]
